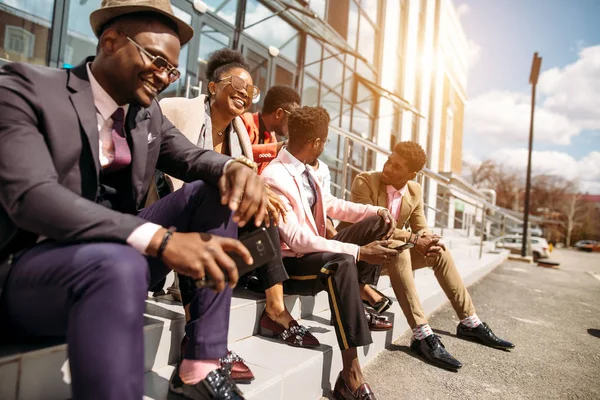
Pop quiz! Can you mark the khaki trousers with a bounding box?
[382,248,476,328]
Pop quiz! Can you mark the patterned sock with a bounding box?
[460,314,482,328]
[179,359,221,385]
[412,323,434,340]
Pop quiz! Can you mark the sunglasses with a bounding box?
[216,75,261,100]
[126,36,181,83]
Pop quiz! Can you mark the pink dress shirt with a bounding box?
[386,184,408,221]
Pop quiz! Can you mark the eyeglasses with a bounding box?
[126,36,181,83]
[283,109,292,116]
[216,75,261,100]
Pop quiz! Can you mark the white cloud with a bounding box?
[465,44,600,151]
[456,4,470,18]
[485,148,600,194]
[538,45,600,131]
[465,90,580,146]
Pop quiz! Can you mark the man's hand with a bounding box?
[148,229,253,292]
[325,217,338,239]
[218,161,268,227]
[266,187,287,226]
[276,141,286,153]
[377,208,397,239]
[425,243,446,257]
[414,232,443,256]
[359,240,403,264]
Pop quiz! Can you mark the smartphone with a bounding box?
[195,227,277,289]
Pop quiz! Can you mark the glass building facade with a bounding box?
[0,0,385,197]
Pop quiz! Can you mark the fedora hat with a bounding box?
[90,0,194,45]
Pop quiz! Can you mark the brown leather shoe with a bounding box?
[366,311,393,331]
[333,372,377,400]
[220,351,255,384]
[180,336,255,384]
[259,309,320,348]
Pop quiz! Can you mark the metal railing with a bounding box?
[324,125,526,259]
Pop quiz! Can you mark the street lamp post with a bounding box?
[522,52,542,257]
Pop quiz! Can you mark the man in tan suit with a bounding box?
[351,141,514,370]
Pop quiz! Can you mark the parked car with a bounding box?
[494,235,550,261]
[580,242,600,253]
[507,225,543,237]
[574,240,598,250]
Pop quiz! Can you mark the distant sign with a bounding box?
[455,201,465,212]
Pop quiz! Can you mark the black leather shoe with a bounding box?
[169,364,246,399]
[457,322,515,350]
[410,334,462,370]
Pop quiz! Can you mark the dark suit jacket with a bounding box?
[0,58,231,266]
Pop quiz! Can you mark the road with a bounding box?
[362,249,600,400]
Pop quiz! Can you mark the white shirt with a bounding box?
[87,64,161,253]
[308,159,331,197]
[282,148,317,209]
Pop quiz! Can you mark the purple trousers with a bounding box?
[1,181,236,399]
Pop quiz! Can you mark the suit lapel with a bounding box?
[399,187,413,226]
[67,61,101,179]
[377,179,389,208]
[127,106,151,206]
[280,152,319,233]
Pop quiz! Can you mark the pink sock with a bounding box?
[179,359,221,385]
[461,314,482,328]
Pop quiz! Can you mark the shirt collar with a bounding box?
[386,184,408,196]
[283,148,308,175]
[86,63,130,120]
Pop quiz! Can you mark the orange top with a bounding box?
[240,112,279,174]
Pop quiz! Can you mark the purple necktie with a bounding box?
[104,107,132,172]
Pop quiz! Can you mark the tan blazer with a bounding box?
[350,171,429,241]
[158,94,253,191]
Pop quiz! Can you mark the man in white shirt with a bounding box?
[262,107,402,400]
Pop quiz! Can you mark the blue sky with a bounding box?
[457,0,600,193]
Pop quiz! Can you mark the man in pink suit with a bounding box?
[261,106,402,400]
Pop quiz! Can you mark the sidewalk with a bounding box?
[361,249,600,400]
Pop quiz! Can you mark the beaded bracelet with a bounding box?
[157,226,177,260]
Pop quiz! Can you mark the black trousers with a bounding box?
[179,219,289,305]
[282,215,387,350]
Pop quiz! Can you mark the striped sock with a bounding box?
[460,314,482,328]
[412,323,434,340]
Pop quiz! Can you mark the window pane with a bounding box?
[322,50,343,90]
[245,0,299,63]
[275,65,294,87]
[356,58,375,81]
[360,0,378,23]
[197,24,231,85]
[302,73,320,106]
[205,0,238,25]
[309,0,327,19]
[347,1,359,49]
[357,15,375,64]
[0,0,55,65]
[321,90,341,127]
[351,106,372,138]
[304,35,321,78]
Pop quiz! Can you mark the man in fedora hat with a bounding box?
[0,1,268,399]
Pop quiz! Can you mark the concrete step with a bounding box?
[144,248,509,400]
[1,245,508,400]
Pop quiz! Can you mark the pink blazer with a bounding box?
[262,150,381,259]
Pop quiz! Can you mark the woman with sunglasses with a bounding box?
[160,49,320,383]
